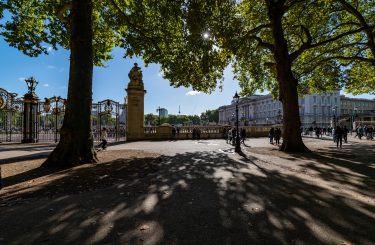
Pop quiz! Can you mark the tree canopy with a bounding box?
[0,0,122,66]
[118,0,374,151]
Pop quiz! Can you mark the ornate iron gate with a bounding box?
[92,99,126,142]
[38,96,66,142]
[1,87,126,143]
[0,88,23,142]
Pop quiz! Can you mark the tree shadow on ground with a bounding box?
[0,144,56,153]
[281,144,375,199]
[0,150,374,245]
[0,152,51,166]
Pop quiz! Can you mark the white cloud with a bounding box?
[42,46,53,53]
[157,71,164,77]
[18,77,26,81]
[186,91,201,96]
[47,65,56,69]
[42,84,49,87]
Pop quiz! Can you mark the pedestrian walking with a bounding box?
[172,127,177,140]
[97,127,108,150]
[343,125,349,143]
[269,127,275,144]
[335,126,343,149]
[231,128,236,145]
[227,128,232,144]
[274,128,281,145]
[240,128,246,144]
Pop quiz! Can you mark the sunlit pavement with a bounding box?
[0,137,374,245]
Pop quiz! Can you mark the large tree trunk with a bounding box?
[267,0,309,152]
[43,0,97,167]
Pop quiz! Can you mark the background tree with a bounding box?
[119,0,374,152]
[201,109,219,124]
[144,113,158,126]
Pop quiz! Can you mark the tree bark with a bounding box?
[43,0,97,167]
[267,0,310,152]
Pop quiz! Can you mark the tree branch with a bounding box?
[337,0,375,57]
[302,42,367,65]
[290,25,374,61]
[290,25,311,61]
[244,24,272,36]
[303,53,374,76]
[249,36,275,52]
[109,0,159,46]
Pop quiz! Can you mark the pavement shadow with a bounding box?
[282,144,375,199]
[0,144,56,153]
[0,152,51,166]
[0,150,374,245]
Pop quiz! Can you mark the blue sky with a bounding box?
[0,39,242,115]
[0,38,373,115]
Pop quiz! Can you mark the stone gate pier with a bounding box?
[126,63,146,141]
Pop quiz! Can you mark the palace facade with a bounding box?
[218,92,375,127]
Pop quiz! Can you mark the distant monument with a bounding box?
[126,63,146,141]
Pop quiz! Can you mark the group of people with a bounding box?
[354,125,374,140]
[268,127,282,145]
[224,127,247,145]
[332,125,350,148]
[302,126,339,137]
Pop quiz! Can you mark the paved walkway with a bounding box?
[0,137,374,245]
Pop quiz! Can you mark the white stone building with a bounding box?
[218,92,352,127]
[340,95,375,122]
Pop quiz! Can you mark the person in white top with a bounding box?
[98,127,108,150]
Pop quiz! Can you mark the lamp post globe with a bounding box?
[233,92,241,153]
[25,77,38,94]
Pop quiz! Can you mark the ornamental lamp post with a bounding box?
[332,106,337,127]
[156,106,161,126]
[22,77,39,143]
[233,92,241,153]
[352,106,358,130]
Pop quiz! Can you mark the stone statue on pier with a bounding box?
[126,63,146,141]
[128,63,143,86]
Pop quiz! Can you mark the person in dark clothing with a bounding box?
[335,126,343,149]
[240,128,246,144]
[172,127,177,140]
[231,128,237,145]
[269,127,275,144]
[274,128,281,145]
[192,128,197,139]
[343,126,349,143]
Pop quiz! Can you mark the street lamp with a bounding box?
[332,106,337,127]
[22,77,39,143]
[156,106,162,125]
[233,92,241,153]
[25,77,38,94]
[352,106,358,130]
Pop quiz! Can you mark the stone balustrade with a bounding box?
[141,125,280,140]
